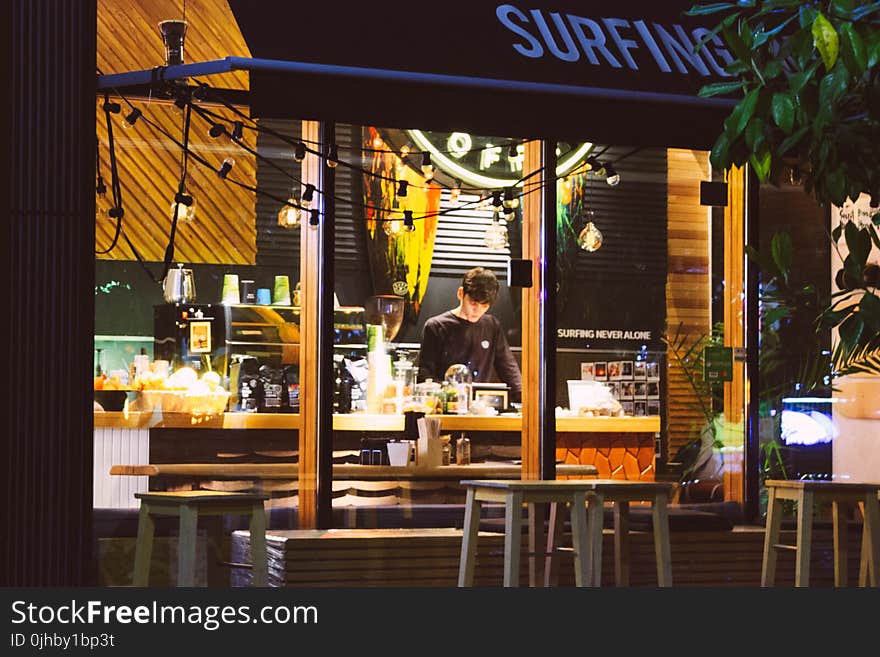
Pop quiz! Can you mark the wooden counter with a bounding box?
[94,411,660,433]
[110,462,598,480]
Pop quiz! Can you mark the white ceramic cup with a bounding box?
[386,441,410,466]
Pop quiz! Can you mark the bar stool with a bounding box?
[545,480,674,587]
[859,490,880,586]
[761,480,880,587]
[133,491,269,587]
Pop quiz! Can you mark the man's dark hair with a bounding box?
[461,266,499,305]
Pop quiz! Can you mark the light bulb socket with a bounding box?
[403,210,415,231]
[174,193,193,206]
[586,157,602,171]
[492,191,503,208]
[96,178,108,195]
[302,183,315,203]
[123,108,142,127]
[327,144,339,168]
[397,180,408,197]
[604,164,619,186]
[103,101,121,114]
[217,158,235,179]
[108,207,124,219]
[507,143,519,158]
[293,142,307,162]
[231,121,244,141]
[209,123,226,138]
[309,209,320,226]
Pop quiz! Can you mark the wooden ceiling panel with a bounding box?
[97,0,257,265]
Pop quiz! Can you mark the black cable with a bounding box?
[162,101,193,280]
[95,94,124,255]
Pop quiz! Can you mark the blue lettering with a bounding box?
[530,10,579,62]
[567,15,621,67]
[653,23,710,76]
[496,5,544,59]
[692,27,734,76]
[632,20,671,73]
[601,18,639,70]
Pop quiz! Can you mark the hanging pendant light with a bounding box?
[577,212,603,252]
[277,196,301,228]
[171,191,196,224]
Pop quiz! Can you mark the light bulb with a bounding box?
[578,221,603,252]
[503,187,519,209]
[372,135,384,149]
[383,219,403,237]
[483,220,508,250]
[403,210,415,232]
[604,164,620,186]
[170,196,196,224]
[400,143,411,158]
[309,209,320,227]
[449,180,461,207]
[277,199,301,228]
[327,144,339,168]
[293,142,306,162]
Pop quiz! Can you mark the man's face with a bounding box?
[458,289,491,323]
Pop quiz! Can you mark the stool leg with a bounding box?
[249,502,268,587]
[177,504,199,587]
[761,486,783,587]
[794,490,814,587]
[863,491,880,587]
[528,502,547,587]
[503,491,523,587]
[859,501,869,587]
[569,492,590,587]
[458,488,480,587]
[652,493,673,588]
[613,501,630,587]
[544,502,565,587]
[133,502,155,587]
[832,500,848,587]
[586,492,604,587]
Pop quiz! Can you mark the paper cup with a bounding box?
[387,441,410,466]
[256,288,271,305]
[273,275,291,305]
[221,274,240,304]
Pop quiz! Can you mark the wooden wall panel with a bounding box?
[666,149,711,458]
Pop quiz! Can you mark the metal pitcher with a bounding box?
[163,263,196,303]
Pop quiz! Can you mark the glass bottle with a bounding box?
[456,434,471,465]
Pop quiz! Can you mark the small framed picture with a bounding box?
[634,400,647,416]
[594,362,607,380]
[646,361,659,380]
[607,382,620,399]
[189,321,212,353]
[620,381,635,400]
[580,362,595,381]
[473,389,509,412]
[621,361,633,379]
[647,400,661,416]
[647,381,660,399]
[633,361,647,380]
[608,361,622,380]
[621,401,634,416]
[634,381,647,398]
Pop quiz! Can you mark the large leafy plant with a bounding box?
[688,0,880,373]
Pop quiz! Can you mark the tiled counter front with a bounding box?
[556,431,657,480]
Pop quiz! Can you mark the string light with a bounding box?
[449,180,462,207]
[503,187,519,209]
[277,197,301,228]
[492,190,503,209]
[403,210,415,232]
[170,192,196,224]
[604,163,620,186]
[96,176,110,218]
[217,158,235,179]
[309,208,320,227]
[302,183,316,205]
[231,120,244,142]
[122,108,142,129]
[209,123,226,138]
[420,151,434,180]
[327,144,339,168]
[400,143,411,158]
[397,180,408,197]
[383,217,403,237]
[577,210,603,252]
[293,142,306,162]
[103,100,121,114]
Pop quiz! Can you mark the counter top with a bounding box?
[94,411,660,433]
[109,462,598,480]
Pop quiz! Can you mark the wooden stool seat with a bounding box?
[133,490,269,587]
[545,480,673,587]
[761,480,880,587]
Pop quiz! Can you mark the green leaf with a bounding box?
[832,223,843,242]
[685,3,738,16]
[812,13,839,71]
[838,314,865,352]
[819,61,849,107]
[840,23,868,75]
[750,148,772,182]
[729,87,760,139]
[710,132,731,170]
[867,31,880,68]
[776,125,808,156]
[698,81,745,98]
[826,168,848,206]
[771,231,793,278]
[845,222,872,267]
[820,308,850,330]
[860,291,880,331]
[771,93,795,133]
[745,118,766,150]
[722,22,753,63]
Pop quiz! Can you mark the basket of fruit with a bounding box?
[134,367,229,416]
